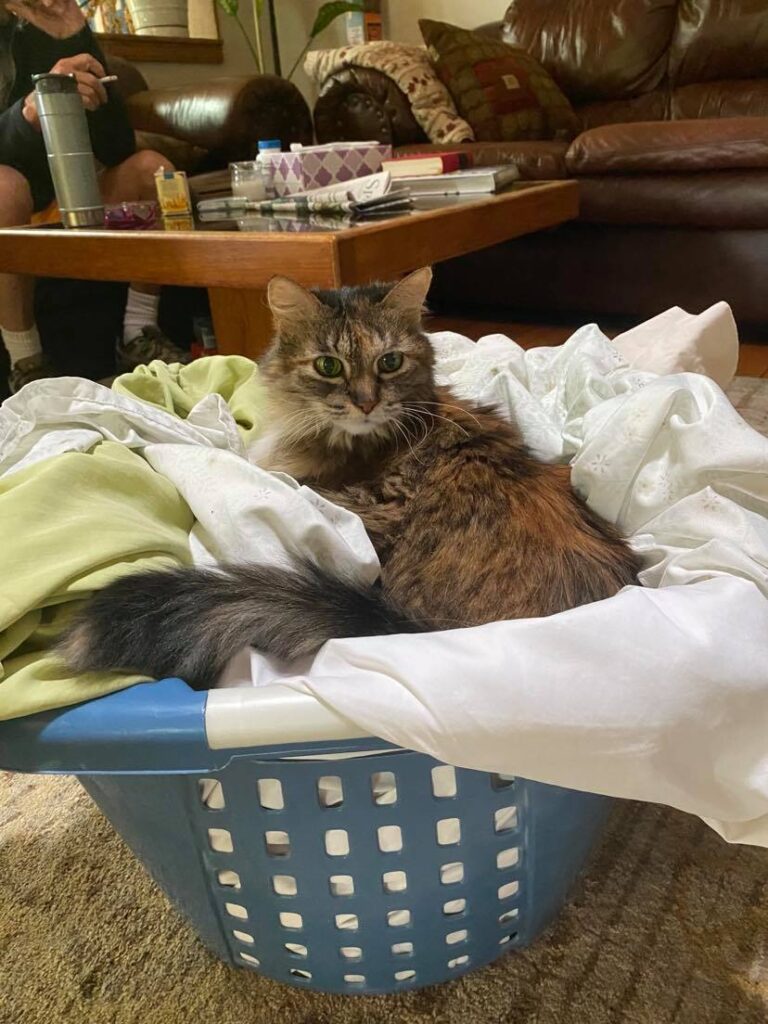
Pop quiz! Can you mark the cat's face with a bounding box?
[262,269,435,448]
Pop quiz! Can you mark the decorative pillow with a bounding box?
[305,42,475,145]
[419,19,578,143]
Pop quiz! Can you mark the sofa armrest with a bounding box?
[126,75,312,164]
[567,117,768,175]
[313,66,426,147]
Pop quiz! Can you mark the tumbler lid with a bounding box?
[32,73,78,95]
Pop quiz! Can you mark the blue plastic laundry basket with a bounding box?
[0,678,610,995]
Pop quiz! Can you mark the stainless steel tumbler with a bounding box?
[32,73,104,229]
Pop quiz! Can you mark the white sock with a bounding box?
[123,288,160,343]
[1,325,42,366]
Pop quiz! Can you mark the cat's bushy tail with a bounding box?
[58,560,422,691]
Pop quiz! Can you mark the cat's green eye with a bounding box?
[314,355,344,378]
[378,351,404,374]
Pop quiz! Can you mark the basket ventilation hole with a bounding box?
[335,913,359,931]
[330,875,355,897]
[446,929,468,945]
[377,825,403,853]
[387,909,411,927]
[285,943,308,957]
[494,806,518,833]
[392,942,414,956]
[199,779,225,809]
[497,847,520,870]
[371,771,397,806]
[317,775,344,808]
[440,861,464,885]
[233,930,254,944]
[240,952,260,966]
[436,817,461,846]
[279,912,303,930]
[217,870,241,889]
[448,955,469,968]
[500,933,518,945]
[499,908,519,925]
[290,969,312,981]
[431,765,457,798]
[491,773,516,790]
[208,828,233,853]
[382,870,407,894]
[340,946,362,960]
[265,830,290,857]
[344,975,366,985]
[395,970,416,982]
[225,902,248,920]
[498,880,520,901]
[257,778,284,810]
[325,829,350,856]
[272,874,298,896]
[443,898,466,916]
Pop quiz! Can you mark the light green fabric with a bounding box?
[0,355,267,721]
[112,355,266,446]
[0,441,195,720]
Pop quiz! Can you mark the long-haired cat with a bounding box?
[60,268,641,689]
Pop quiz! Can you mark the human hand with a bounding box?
[5,0,85,39]
[21,52,107,129]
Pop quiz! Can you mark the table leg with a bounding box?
[208,287,274,362]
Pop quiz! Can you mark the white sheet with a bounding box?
[4,302,768,846]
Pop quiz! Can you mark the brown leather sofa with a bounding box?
[313,0,768,327]
[107,55,313,174]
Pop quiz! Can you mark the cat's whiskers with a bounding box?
[402,404,471,438]
[410,399,484,429]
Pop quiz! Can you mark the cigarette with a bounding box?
[100,75,118,84]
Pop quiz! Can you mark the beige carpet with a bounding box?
[2,377,768,1024]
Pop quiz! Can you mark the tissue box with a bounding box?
[264,142,393,197]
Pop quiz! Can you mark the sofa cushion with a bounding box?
[395,140,570,180]
[575,90,670,130]
[672,80,768,120]
[669,0,768,87]
[134,130,206,174]
[420,19,578,142]
[567,118,768,175]
[502,0,677,103]
[577,171,768,228]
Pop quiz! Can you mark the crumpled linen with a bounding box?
[219,310,768,846]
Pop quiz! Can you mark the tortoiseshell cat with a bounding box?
[61,268,641,689]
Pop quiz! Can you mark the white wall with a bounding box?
[386,0,503,45]
[133,12,262,90]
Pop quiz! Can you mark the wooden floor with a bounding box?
[429,313,768,378]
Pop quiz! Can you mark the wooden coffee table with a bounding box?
[0,181,577,361]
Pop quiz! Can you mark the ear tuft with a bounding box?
[381,267,433,319]
[267,276,324,327]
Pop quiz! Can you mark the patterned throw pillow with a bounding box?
[419,19,579,143]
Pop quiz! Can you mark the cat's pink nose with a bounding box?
[356,399,379,415]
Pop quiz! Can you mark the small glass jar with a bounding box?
[230,161,267,202]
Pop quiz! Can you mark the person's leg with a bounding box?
[0,166,44,386]
[100,150,191,368]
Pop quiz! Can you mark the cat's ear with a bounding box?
[381,267,433,319]
[267,276,324,329]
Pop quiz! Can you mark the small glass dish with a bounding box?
[230,161,267,202]
[104,202,159,230]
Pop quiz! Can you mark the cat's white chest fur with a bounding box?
[247,429,318,482]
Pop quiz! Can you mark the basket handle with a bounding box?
[0,678,374,775]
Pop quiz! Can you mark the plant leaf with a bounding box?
[310,1,364,39]
[217,0,240,16]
